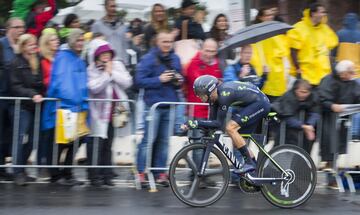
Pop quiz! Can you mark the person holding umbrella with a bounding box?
[250,7,290,102]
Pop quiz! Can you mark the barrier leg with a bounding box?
[148,171,157,192]
[344,173,356,193]
[334,173,345,193]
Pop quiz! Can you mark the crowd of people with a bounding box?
[0,0,359,189]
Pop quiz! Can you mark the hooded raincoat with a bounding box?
[250,35,290,97]
[335,13,360,76]
[287,9,338,86]
[87,41,133,138]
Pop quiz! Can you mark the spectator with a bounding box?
[59,13,80,45]
[9,33,44,186]
[143,4,170,51]
[39,32,59,89]
[185,39,221,119]
[41,29,88,186]
[334,13,360,76]
[272,79,319,154]
[87,41,132,187]
[251,7,289,102]
[208,14,229,47]
[175,0,206,41]
[92,0,129,65]
[128,18,146,66]
[11,0,37,20]
[0,17,25,181]
[135,31,182,188]
[318,60,360,170]
[223,44,267,89]
[25,0,57,37]
[287,3,338,87]
[37,32,58,177]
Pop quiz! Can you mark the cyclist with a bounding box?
[181,75,271,175]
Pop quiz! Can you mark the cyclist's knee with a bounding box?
[226,120,240,135]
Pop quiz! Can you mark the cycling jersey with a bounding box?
[197,81,271,131]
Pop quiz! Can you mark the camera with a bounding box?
[165,70,182,86]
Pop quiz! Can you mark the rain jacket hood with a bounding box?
[343,13,358,30]
[287,8,338,85]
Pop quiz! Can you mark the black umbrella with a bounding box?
[218,21,293,53]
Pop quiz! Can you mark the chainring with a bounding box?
[238,178,261,194]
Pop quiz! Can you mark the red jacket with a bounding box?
[41,57,52,90]
[26,0,57,37]
[185,52,222,119]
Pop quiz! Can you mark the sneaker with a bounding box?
[138,173,148,188]
[156,173,169,187]
[327,181,339,190]
[55,178,84,186]
[103,178,115,186]
[90,179,103,188]
[0,172,14,181]
[234,163,256,175]
[25,175,37,182]
[14,173,27,186]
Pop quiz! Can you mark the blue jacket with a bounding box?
[0,37,16,96]
[41,49,88,130]
[135,47,181,107]
[223,62,267,89]
[337,13,360,43]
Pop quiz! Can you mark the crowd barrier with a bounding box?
[0,97,359,192]
[0,97,137,170]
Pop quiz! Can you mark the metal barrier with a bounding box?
[144,101,208,191]
[0,97,137,181]
[143,102,360,192]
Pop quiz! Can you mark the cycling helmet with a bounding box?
[193,75,219,97]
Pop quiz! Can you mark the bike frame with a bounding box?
[197,131,289,184]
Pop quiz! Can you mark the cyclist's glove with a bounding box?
[185,119,198,129]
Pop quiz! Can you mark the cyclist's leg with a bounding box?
[228,101,270,174]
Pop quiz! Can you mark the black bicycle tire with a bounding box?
[258,144,317,209]
[169,143,230,207]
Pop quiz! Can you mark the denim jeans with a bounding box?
[352,113,360,139]
[137,106,170,176]
[174,90,186,135]
[11,109,34,174]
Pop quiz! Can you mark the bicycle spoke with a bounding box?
[203,168,224,177]
[184,177,200,200]
[184,155,198,173]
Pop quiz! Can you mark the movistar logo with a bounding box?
[221,91,231,96]
[241,116,249,123]
[238,86,246,90]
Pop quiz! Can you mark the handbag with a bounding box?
[55,109,90,144]
[112,103,129,128]
[174,19,200,67]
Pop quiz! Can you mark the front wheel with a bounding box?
[169,143,230,207]
[258,144,317,209]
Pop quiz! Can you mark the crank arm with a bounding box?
[246,173,287,185]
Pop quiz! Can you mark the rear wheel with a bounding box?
[258,145,317,208]
[169,143,230,207]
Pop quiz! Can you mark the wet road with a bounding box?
[0,183,359,215]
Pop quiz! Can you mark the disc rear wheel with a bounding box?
[258,145,317,208]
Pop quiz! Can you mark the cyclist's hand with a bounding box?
[184,119,198,129]
[180,124,189,131]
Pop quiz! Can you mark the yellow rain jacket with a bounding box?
[250,35,290,97]
[287,9,338,85]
